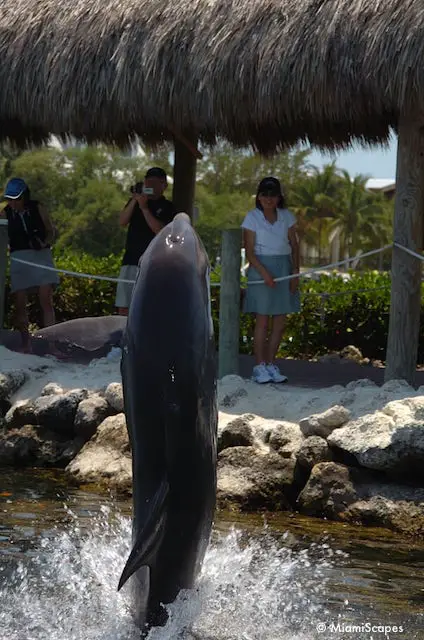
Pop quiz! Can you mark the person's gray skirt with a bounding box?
[10,248,60,294]
[243,254,301,316]
[115,264,139,308]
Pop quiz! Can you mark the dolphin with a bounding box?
[117,212,218,636]
[0,315,127,363]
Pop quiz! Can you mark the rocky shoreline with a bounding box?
[1,370,423,537]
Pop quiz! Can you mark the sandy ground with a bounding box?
[1,345,422,429]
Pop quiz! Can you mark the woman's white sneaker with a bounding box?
[252,363,272,384]
[266,363,288,383]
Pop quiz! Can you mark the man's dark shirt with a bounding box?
[122,196,176,266]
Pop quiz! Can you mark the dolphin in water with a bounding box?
[117,212,218,635]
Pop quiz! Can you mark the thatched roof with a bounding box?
[0,0,418,152]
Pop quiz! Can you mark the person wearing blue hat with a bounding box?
[0,177,59,352]
[241,176,301,384]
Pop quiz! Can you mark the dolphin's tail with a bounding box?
[117,478,169,591]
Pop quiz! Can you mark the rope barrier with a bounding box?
[7,242,415,299]
[393,242,424,261]
[9,258,136,284]
[242,244,393,285]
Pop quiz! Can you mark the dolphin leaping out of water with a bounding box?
[117,212,218,636]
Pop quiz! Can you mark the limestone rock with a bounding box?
[41,382,64,396]
[74,394,113,439]
[297,462,357,517]
[217,446,296,510]
[66,414,132,493]
[105,382,124,413]
[268,422,304,458]
[297,436,332,471]
[299,405,351,439]
[218,417,254,452]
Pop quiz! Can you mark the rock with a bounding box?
[297,436,332,471]
[66,414,132,493]
[74,394,113,439]
[220,387,248,408]
[380,379,414,394]
[297,462,357,517]
[346,495,424,537]
[217,446,296,510]
[0,371,28,413]
[0,370,28,402]
[345,379,377,390]
[218,418,254,452]
[298,461,424,536]
[340,345,367,364]
[299,405,351,439]
[105,382,124,413]
[0,424,84,467]
[327,398,424,480]
[6,389,89,435]
[41,382,64,396]
[5,401,36,429]
[268,422,304,458]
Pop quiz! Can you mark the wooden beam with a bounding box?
[0,218,8,330]
[172,135,198,218]
[218,229,242,378]
[385,118,424,385]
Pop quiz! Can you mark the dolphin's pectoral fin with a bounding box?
[117,479,169,591]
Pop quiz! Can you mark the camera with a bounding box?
[130,182,144,194]
[130,182,154,196]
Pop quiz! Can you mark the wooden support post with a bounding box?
[385,118,424,385]
[218,229,242,378]
[0,218,8,330]
[172,136,198,218]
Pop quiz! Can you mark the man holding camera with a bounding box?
[115,167,176,315]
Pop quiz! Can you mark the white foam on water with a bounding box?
[0,506,339,640]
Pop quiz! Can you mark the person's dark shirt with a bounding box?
[5,200,48,252]
[122,196,176,266]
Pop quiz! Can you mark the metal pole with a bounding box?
[218,228,242,378]
[0,218,8,330]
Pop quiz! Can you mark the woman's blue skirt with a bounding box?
[243,254,301,316]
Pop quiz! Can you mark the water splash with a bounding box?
[0,506,341,640]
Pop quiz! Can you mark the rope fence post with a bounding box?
[385,119,424,385]
[0,218,8,331]
[218,228,242,378]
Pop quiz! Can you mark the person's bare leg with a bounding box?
[14,290,31,352]
[39,284,55,327]
[253,314,269,364]
[267,314,286,363]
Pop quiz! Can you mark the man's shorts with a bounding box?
[114,264,139,309]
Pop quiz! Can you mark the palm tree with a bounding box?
[292,162,340,263]
[330,171,391,266]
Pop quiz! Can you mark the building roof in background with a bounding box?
[365,178,396,192]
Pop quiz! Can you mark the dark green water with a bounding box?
[0,469,423,639]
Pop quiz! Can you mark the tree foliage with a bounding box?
[0,140,393,264]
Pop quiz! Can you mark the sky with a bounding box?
[302,136,397,180]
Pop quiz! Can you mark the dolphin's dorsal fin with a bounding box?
[117,479,169,591]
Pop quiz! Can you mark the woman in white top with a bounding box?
[241,177,300,384]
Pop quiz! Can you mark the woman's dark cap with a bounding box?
[257,177,282,196]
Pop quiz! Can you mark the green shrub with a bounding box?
[2,252,412,363]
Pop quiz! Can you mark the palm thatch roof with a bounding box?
[0,0,419,152]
